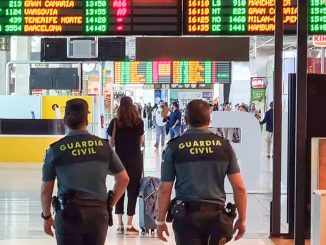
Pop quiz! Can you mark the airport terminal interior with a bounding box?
[0,0,326,245]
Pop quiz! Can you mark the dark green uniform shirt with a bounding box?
[161,128,240,205]
[42,130,125,201]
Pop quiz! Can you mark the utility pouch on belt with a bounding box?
[168,199,186,221]
[58,191,81,222]
[107,190,114,227]
[208,202,237,245]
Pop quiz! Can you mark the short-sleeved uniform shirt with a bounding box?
[161,128,240,205]
[42,130,125,201]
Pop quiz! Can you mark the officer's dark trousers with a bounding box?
[172,206,223,245]
[55,205,108,245]
[115,152,143,216]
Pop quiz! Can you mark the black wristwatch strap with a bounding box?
[41,212,52,220]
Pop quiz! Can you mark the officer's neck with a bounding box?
[188,125,209,130]
[67,125,88,134]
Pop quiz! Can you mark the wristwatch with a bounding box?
[41,212,52,220]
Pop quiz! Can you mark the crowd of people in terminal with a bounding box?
[40,96,278,245]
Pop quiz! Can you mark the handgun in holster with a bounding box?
[56,191,81,222]
[107,190,114,227]
[51,196,60,214]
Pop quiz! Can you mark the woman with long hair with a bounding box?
[108,96,144,235]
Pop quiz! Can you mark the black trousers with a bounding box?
[55,205,108,245]
[115,153,143,216]
[173,205,230,245]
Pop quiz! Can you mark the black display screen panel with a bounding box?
[0,0,181,35]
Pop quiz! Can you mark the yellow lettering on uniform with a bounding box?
[75,142,81,148]
[179,143,185,149]
[206,140,212,146]
[208,147,214,153]
[81,148,87,155]
[88,141,94,147]
[82,141,87,147]
[199,141,205,146]
[60,145,66,151]
[198,148,204,154]
[190,148,195,154]
[193,141,199,147]
[98,141,103,146]
[67,143,73,149]
[72,150,78,156]
[215,140,221,146]
[185,142,192,147]
[90,148,96,154]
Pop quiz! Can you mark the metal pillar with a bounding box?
[321,48,325,74]
[270,0,283,236]
[295,0,308,244]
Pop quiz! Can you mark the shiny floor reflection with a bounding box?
[0,129,297,244]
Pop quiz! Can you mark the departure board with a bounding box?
[114,61,152,84]
[309,0,326,34]
[173,61,231,84]
[183,0,326,35]
[0,0,181,35]
[153,61,172,83]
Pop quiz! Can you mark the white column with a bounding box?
[0,51,9,95]
[14,37,31,95]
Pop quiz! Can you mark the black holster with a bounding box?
[107,190,114,227]
[55,191,81,222]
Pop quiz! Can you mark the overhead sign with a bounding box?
[0,37,10,51]
[0,0,325,36]
[183,0,326,35]
[251,77,267,88]
[0,0,181,35]
[313,35,326,47]
[172,61,231,84]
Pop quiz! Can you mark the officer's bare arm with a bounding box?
[140,134,145,147]
[228,173,247,222]
[41,181,55,216]
[157,182,174,222]
[111,170,129,206]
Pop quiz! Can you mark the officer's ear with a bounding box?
[85,118,88,126]
[62,116,67,126]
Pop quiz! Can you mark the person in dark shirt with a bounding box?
[157,100,247,244]
[260,101,273,158]
[41,98,129,245]
[168,102,182,139]
[108,96,145,235]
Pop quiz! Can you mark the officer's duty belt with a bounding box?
[185,201,224,213]
[72,198,106,207]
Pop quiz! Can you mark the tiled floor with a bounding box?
[0,129,305,244]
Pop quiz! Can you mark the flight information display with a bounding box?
[183,0,326,35]
[0,0,181,35]
[115,61,152,84]
[173,61,231,84]
[153,61,172,83]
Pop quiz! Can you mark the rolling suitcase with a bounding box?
[138,174,160,235]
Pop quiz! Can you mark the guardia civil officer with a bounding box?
[157,99,247,244]
[41,98,129,245]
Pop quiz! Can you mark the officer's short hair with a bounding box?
[185,100,210,127]
[64,98,89,129]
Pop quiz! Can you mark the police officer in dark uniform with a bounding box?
[157,99,247,244]
[41,98,129,245]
